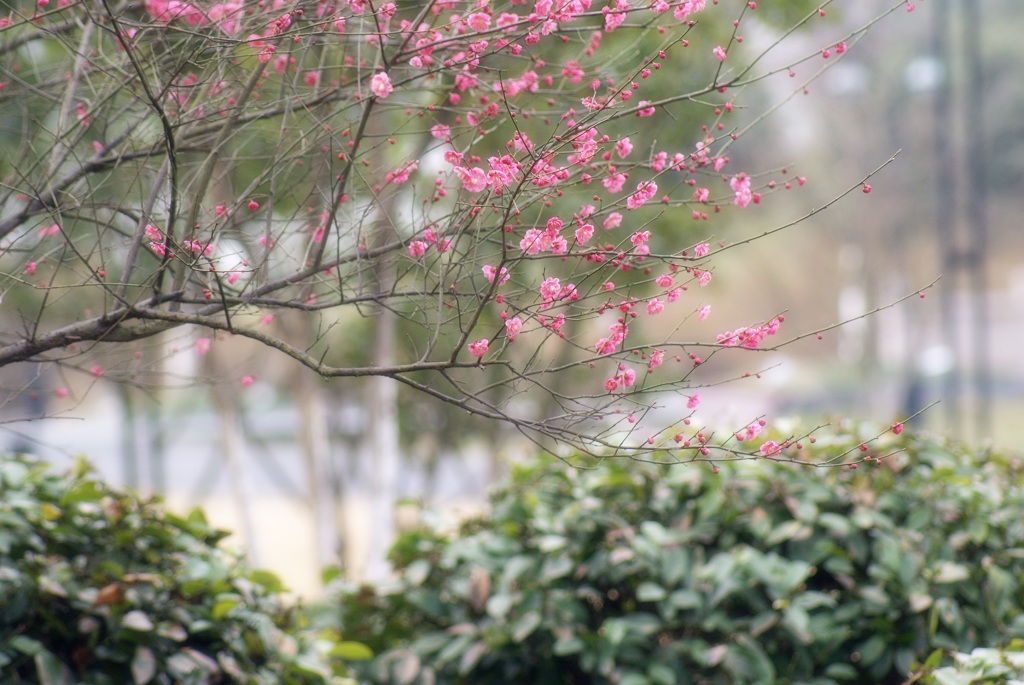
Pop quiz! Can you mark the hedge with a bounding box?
[335,428,1024,685]
[0,455,362,685]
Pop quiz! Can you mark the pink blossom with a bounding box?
[602,173,627,194]
[574,224,594,244]
[408,240,428,258]
[759,440,780,457]
[195,337,211,355]
[603,212,623,230]
[505,317,523,341]
[697,270,712,287]
[646,298,664,315]
[241,375,254,387]
[698,304,711,321]
[713,45,727,61]
[694,241,710,257]
[694,187,710,203]
[892,422,904,435]
[648,348,665,371]
[615,137,633,159]
[466,11,490,31]
[686,393,701,409]
[454,166,489,193]
[430,124,450,139]
[603,0,630,31]
[539,276,562,304]
[468,338,489,357]
[604,377,619,392]
[716,316,783,348]
[89,365,104,377]
[674,0,706,20]
[635,101,656,117]
[370,72,393,98]
[482,264,510,285]
[730,173,753,208]
[385,161,418,185]
[595,337,616,355]
[655,274,673,288]
[626,181,657,209]
[38,223,61,239]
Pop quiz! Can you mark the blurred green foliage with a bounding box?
[0,455,362,684]
[333,428,1024,685]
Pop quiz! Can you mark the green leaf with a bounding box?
[34,649,68,685]
[486,593,514,620]
[122,610,155,632]
[332,641,374,660]
[248,568,286,593]
[540,554,573,581]
[512,610,542,642]
[211,596,241,620]
[933,562,971,584]
[131,646,157,685]
[637,582,667,602]
[60,480,104,505]
[553,635,584,655]
[405,559,432,586]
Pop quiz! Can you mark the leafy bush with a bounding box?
[334,429,1024,685]
[0,455,361,685]
[918,644,1024,685]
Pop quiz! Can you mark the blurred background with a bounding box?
[2,0,1022,598]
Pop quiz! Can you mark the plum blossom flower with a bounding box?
[574,223,594,244]
[505,317,523,341]
[615,137,633,159]
[407,240,428,258]
[539,276,562,304]
[603,212,623,230]
[759,440,781,457]
[468,339,489,357]
[371,72,393,98]
[717,316,783,348]
[686,393,701,409]
[454,166,489,193]
[626,181,657,209]
[482,264,510,285]
[730,173,753,208]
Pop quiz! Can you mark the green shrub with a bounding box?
[334,429,1024,685]
[917,644,1024,685]
[0,455,361,685]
